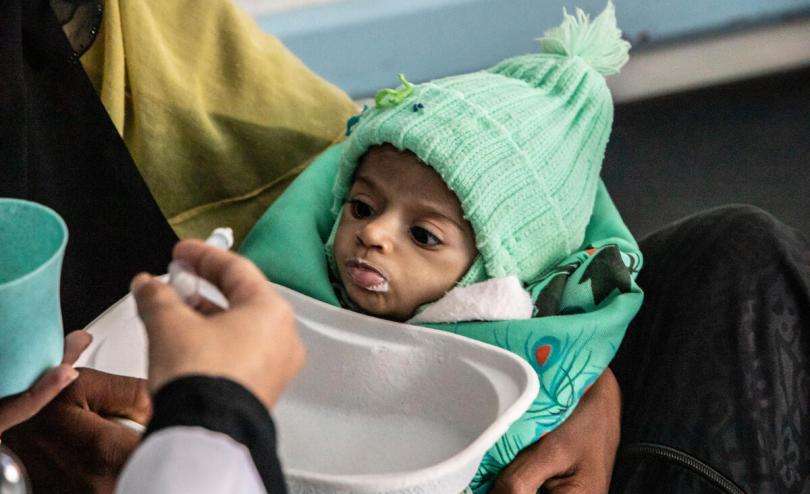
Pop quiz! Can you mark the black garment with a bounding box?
[0,0,177,330]
[611,205,810,493]
[148,376,287,493]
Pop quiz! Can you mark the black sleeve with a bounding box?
[147,376,287,494]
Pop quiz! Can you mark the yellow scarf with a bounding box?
[80,0,357,243]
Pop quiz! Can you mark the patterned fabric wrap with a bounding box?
[239,143,644,492]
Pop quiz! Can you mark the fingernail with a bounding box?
[130,273,151,293]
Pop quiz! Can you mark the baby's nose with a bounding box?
[357,216,397,251]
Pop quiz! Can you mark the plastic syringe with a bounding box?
[167,227,234,310]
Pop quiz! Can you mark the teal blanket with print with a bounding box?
[240,142,644,492]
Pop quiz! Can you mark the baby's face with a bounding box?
[333,145,478,321]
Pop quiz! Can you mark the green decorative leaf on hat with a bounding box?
[374,73,414,108]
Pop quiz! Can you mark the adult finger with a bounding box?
[187,294,227,315]
[173,239,270,306]
[75,368,152,425]
[131,272,199,345]
[0,365,78,433]
[490,441,571,494]
[49,404,143,479]
[544,479,591,494]
[62,330,93,365]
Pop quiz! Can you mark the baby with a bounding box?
[329,143,479,321]
[241,1,644,491]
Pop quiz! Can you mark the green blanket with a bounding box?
[240,142,644,492]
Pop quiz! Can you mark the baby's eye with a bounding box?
[410,226,442,247]
[349,199,374,219]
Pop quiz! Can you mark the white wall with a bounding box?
[239,0,810,98]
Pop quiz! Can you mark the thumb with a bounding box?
[0,364,79,434]
[62,330,92,365]
[491,441,571,494]
[131,273,198,346]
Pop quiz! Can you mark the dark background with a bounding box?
[603,65,810,239]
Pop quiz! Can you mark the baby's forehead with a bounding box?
[358,143,423,170]
[354,145,467,219]
[353,144,436,186]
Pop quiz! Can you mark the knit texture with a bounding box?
[330,1,630,286]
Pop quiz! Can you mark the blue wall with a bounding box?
[254,0,810,97]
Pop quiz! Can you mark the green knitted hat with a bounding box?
[330,1,630,286]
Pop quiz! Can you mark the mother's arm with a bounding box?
[491,368,621,494]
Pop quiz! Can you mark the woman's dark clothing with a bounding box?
[0,0,177,330]
[611,205,810,493]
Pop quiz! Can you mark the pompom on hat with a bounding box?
[330,1,631,286]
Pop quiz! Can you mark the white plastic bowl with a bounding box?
[78,283,538,494]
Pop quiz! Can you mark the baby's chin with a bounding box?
[343,282,414,322]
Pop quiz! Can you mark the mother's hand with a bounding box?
[491,368,621,494]
[2,361,151,494]
[0,330,91,435]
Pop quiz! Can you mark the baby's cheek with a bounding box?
[405,272,453,308]
[332,224,353,263]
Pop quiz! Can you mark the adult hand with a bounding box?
[2,367,151,494]
[130,239,305,409]
[0,330,90,435]
[491,368,621,494]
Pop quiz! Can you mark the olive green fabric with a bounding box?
[80,0,357,243]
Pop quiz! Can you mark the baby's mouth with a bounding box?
[345,258,389,293]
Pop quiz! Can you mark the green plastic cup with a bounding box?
[0,199,68,398]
